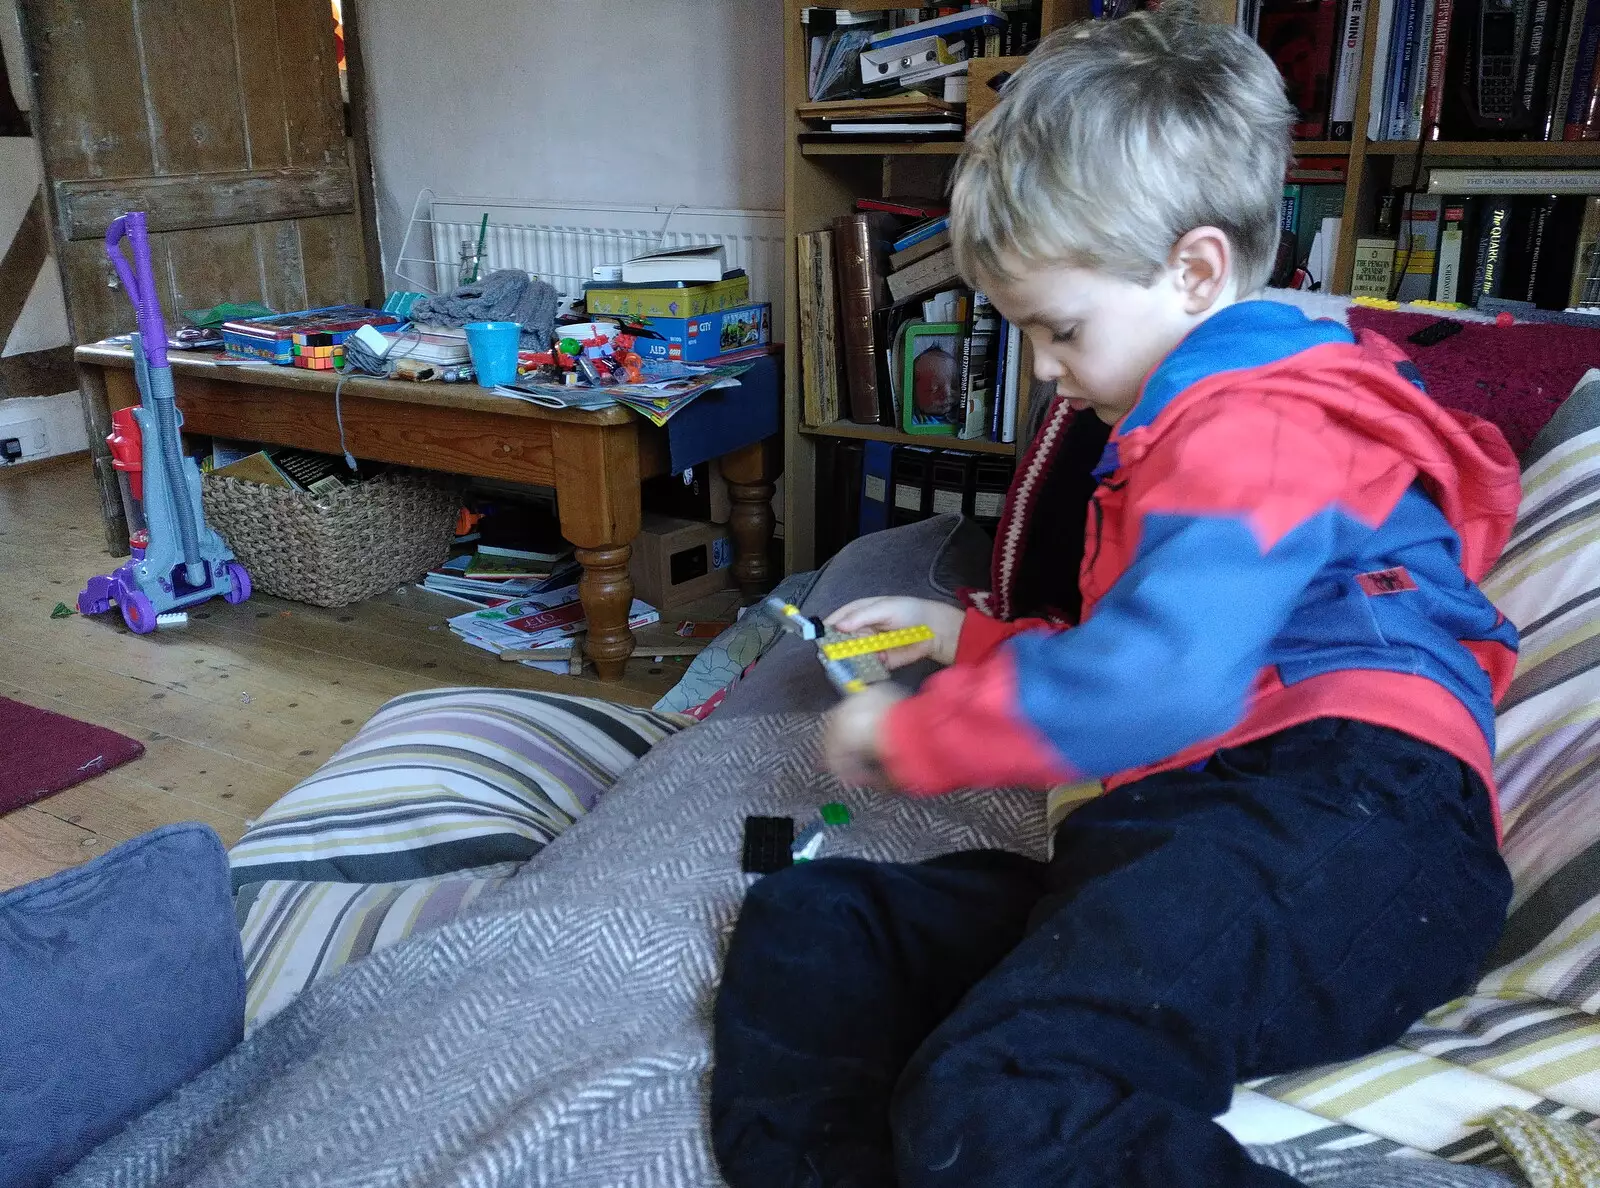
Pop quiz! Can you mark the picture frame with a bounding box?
[899,321,961,436]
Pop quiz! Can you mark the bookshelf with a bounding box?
[780,0,1600,570]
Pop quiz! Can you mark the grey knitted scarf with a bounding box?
[410,269,558,348]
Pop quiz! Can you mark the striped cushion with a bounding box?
[227,688,689,888]
[236,867,518,1030]
[1222,372,1600,1165]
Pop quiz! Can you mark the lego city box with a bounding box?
[631,304,772,364]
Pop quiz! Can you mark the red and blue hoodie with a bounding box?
[880,300,1522,811]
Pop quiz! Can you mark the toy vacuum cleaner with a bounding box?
[78,212,250,632]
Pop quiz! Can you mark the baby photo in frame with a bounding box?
[899,321,961,436]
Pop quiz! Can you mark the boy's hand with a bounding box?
[821,683,905,788]
[824,597,964,668]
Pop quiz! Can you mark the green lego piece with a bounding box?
[819,802,851,826]
[50,601,74,619]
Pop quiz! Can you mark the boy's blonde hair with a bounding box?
[951,7,1294,295]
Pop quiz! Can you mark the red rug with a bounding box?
[1349,308,1600,456]
[0,696,145,814]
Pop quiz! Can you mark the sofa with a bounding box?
[26,301,1600,1185]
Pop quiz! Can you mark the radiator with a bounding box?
[396,194,788,336]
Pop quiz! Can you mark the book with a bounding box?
[959,292,998,441]
[1281,184,1302,238]
[378,330,470,366]
[1406,0,1437,138]
[859,440,893,535]
[1258,0,1341,139]
[817,438,864,563]
[1420,0,1454,135]
[1550,0,1594,138]
[1386,0,1425,139]
[1367,0,1400,138]
[1563,0,1600,137]
[451,591,660,654]
[868,6,1006,48]
[1519,0,1566,135]
[1433,198,1471,301]
[930,452,972,518]
[1294,184,1348,265]
[890,228,953,271]
[1000,322,1023,444]
[825,120,965,133]
[1530,194,1588,306]
[886,244,962,304]
[1396,193,1444,300]
[582,274,751,319]
[1329,0,1371,137]
[1472,199,1514,303]
[797,230,841,428]
[800,97,959,120]
[894,216,952,252]
[888,446,935,527]
[1569,195,1600,304]
[1352,236,1397,296]
[1426,167,1600,192]
[620,245,727,284]
[972,455,1014,527]
[855,196,950,217]
[832,212,896,424]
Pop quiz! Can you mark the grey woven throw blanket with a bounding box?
[61,715,1510,1187]
[409,268,557,348]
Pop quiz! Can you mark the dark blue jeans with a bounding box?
[710,719,1511,1188]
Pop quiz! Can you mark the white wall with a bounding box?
[356,0,785,286]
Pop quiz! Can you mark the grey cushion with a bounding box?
[1,824,243,1188]
[718,514,994,716]
[1521,368,1600,469]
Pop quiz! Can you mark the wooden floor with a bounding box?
[0,462,741,891]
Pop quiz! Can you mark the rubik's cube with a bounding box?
[760,597,935,696]
[290,327,356,370]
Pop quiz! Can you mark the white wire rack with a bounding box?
[392,190,788,333]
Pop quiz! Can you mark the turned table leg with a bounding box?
[721,439,780,597]
[552,421,642,681]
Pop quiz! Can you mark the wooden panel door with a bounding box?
[16,0,382,549]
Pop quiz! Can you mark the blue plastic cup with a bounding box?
[464,321,520,387]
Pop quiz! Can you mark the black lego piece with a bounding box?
[1408,318,1465,347]
[741,816,795,875]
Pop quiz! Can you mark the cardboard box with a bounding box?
[632,303,772,364]
[582,274,751,320]
[628,514,734,610]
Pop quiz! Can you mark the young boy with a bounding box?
[710,8,1521,1188]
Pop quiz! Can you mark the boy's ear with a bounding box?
[1168,226,1233,313]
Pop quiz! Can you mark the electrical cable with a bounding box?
[331,325,423,470]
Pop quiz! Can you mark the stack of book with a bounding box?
[798,95,966,143]
[447,585,660,671]
[803,4,1044,105]
[1279,157,1350,287]
[1353,171,1600,307]
[419,545,579,609]
[1241,0,1600,144]
[798,199,1027,442]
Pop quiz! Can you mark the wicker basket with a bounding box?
[202,467,464,607]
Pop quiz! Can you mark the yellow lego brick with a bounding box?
[1410,299,1466,311]
[820,624,935,660]
[1352,296,1401,310]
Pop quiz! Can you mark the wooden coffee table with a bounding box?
[75,343,782,680]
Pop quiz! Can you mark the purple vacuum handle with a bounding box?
[105,212,168,367]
